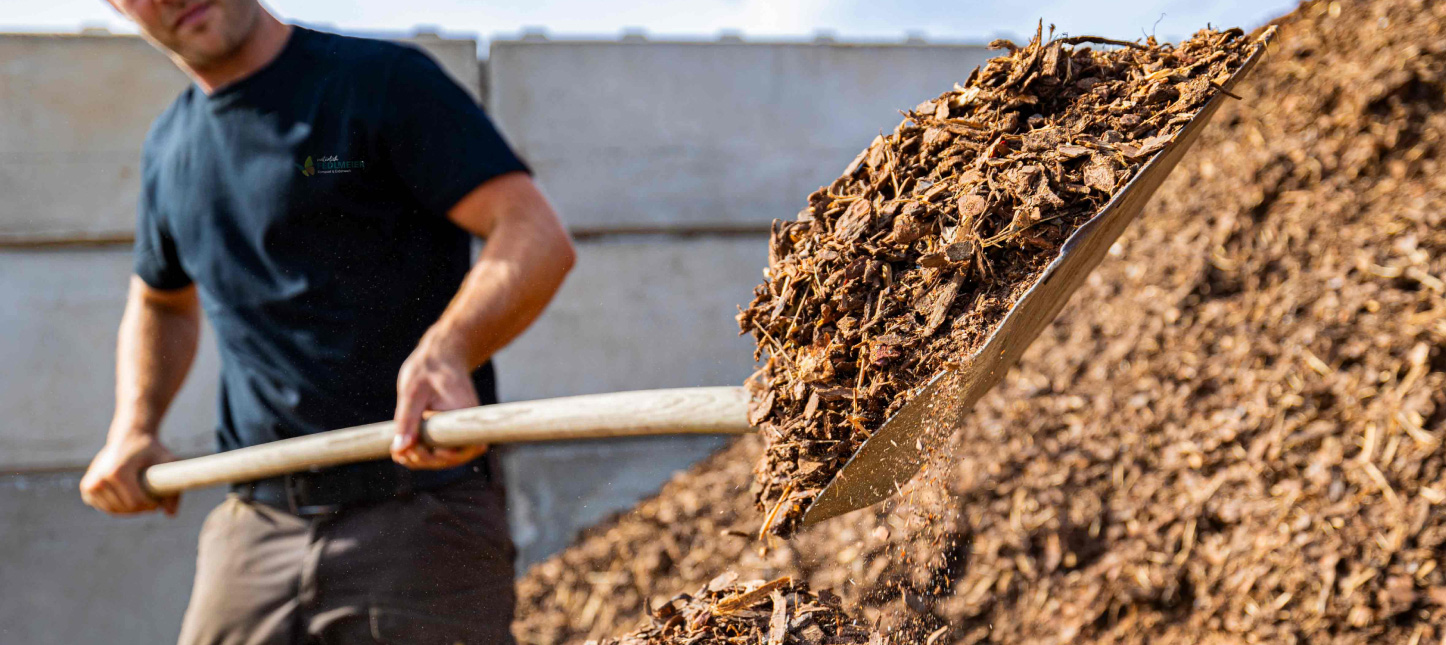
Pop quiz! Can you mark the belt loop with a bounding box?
[481,453,495,485]
[283,473,301,516]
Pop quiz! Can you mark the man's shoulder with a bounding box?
[297,27,428,73]
[291,27,464,108]
[141,86,202,163]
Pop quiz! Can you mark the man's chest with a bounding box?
[150,106,408,302]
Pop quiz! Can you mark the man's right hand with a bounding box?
[80,433,179,516]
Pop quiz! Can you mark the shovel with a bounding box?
[147,30,1272,524]
[143,386,754,496]
[797,27,1275,527]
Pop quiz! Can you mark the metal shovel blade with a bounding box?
[800,30,1275,528]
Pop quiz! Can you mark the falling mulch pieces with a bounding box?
[584,574,879,645]
[737,24,1262,536]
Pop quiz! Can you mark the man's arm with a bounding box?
[391,172,575,469]
[79,276,200,514]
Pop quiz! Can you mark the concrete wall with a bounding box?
[0,473,225,645]
[0,28,994,645]
[489,37,994,232]
[0,249,221,468]
[494,234,765,558]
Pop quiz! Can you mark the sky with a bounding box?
[7,0,1299,49]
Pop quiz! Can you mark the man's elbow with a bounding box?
[554,232,577,276]
[534,206,575,277]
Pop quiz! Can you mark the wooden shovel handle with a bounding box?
[143,386,753,496]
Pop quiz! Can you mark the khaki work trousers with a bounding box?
[176,476,516,645]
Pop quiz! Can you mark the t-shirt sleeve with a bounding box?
[133,162,192,290]
[378,47,530,217]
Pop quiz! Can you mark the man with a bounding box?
[77,1,575,643]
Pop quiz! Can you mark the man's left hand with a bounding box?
[392,341,489,470]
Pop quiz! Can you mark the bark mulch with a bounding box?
[737,25,1262,537]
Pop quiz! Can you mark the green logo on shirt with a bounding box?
[296,155,364,177]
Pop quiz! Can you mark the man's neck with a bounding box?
[183,14,293,95]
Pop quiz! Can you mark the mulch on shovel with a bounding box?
[737,25,1262,536]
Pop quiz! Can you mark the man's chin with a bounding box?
[174,39,239,69]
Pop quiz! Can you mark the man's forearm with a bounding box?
[424,178,575,370]
[390,174,573,470]
[423,238,571,369]
[81,276,197,515]
[110,276,201,441]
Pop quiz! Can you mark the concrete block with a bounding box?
[488,40,995,231]
[0,472,224,645]
[0,35,183,241]
[396,33,483,102]
[494,234,767,400]
[493,234,767,564]
[0,249,220,471]
[501,435,727,567]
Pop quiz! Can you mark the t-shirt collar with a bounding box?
[204,25,310,108]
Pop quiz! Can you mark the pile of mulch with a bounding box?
[516,0,1446,643]
[736,24,1263,537]
[584,575,879,645]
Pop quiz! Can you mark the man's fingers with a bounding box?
[126,486,160,513]
[80,438,178,516]
[92,485,124,514]
[79,485,100,511]
[81,469,166,515]
[397,448,425,468]
[115,470,150,508]
[396,444,487,470]
[398,446,449,470]
[160,495,181,516]
[111,484,146,513]
[111,478,157,514]
[393,361,484,469]
[87,481,118,512]
[87,489,120,514]
[392,383,426,457]
[79,476,101,507]
[397,444,448,470]
[446,444,488,460]
[427,446,469,467]
[393,441,418,466]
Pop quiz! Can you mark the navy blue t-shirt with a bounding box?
[134,27,526,454]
